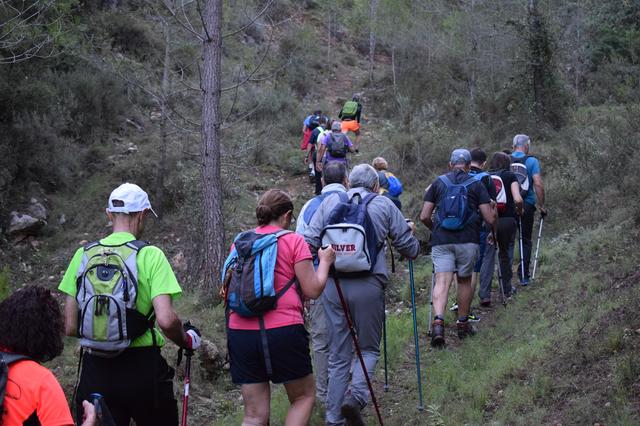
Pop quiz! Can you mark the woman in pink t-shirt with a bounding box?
[227,189,335,426]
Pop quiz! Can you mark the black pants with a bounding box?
[313,150,322,195]
[75,347,178,426]
[517,203,536,281]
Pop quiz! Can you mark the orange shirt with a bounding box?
[2,360,73,426]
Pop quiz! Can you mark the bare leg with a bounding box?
[432,271,455,318]
[456,275,473,318]
[283,374,316,426]
[241,383,271,426]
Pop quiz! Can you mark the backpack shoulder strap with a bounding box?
[0,352,31,365]
[362,192,378,207]
[83,241,100,252]
[337,191,350,203]
[125,240,149,252]
[438,174,453,187]
[462,176,478,187]
[275,230,293,239]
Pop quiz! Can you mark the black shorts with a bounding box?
[75,347,178,426]
[228,324,312,384]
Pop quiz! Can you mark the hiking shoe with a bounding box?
[467,312,481,323]
[449,303,459,312]
[340,395,365,426]
[430,319,445,348]
[480,298,491,307]
[519,277,530,286]
[457,320,477,339]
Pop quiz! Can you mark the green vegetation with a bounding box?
[2,0,639,424]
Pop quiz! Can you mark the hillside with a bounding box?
[1,0,640,425]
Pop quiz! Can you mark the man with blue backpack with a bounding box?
[419,149,496,348]
[295,161,348,405]
[510,134,547,285]
[304,164,420,426]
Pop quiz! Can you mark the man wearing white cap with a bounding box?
[420,149,495,347]
[58,183,200,425]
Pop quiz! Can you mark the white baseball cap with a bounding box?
[107,183,157,217]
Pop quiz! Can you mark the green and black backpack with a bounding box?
[75,240,155,356]
[341,101,358,118]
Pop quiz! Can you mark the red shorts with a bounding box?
[341,119,360,134]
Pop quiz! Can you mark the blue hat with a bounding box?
[450,148,471,165]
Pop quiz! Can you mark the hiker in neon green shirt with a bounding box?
[58,183,201,426]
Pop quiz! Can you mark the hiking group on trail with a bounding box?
[301,96,363,195]
[1,126,546,426]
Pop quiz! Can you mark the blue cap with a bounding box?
[513,134,530,147]
[450,148,471,165]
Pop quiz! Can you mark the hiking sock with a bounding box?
[434,315,445,322]
[457,315,469,323]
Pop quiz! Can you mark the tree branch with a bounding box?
[222,0,275,38]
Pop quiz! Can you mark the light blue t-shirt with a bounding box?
[512,151,541,205]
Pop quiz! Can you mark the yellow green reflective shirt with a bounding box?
[58,232,182,347]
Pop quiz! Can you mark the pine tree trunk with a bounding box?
[201,0,225,291]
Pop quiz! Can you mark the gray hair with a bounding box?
[323,161,347,185]
[349,164,379,190]
[513,134,530,147]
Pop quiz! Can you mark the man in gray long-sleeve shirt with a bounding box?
[304,164,420,426]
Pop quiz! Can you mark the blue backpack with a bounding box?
[320,192,381,275]
[436,174,478,231]
[386,172,403,197]
[221,230,297,317]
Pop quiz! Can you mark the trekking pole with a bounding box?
[89,393,116,426]
[428,266,435,335]
[331,267,384,426]
[178,348,194,426]
[518,217,525,283]
[382,294,389,392]
[532,217,544,281]
[492,230,506,307]
[408,260,425,411]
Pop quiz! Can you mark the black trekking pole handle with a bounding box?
[330,266,384,426]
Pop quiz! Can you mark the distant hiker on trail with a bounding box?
[338,94,363,148]
[372,157,403,211]
[419,149,495,347]
[301,110,321,142]
[478,152,524,304]
[59,183,201,426]
[223,189,335,425]
[295,162,348,405]
[301,111,322,181]
[306,116,329,195]
[304,164,420,425]
[316,121,356,173]
[464,148,497,317]
[0,286,97,426]
[509,134,547,285]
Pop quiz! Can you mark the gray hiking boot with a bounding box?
[340,394,365,426]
